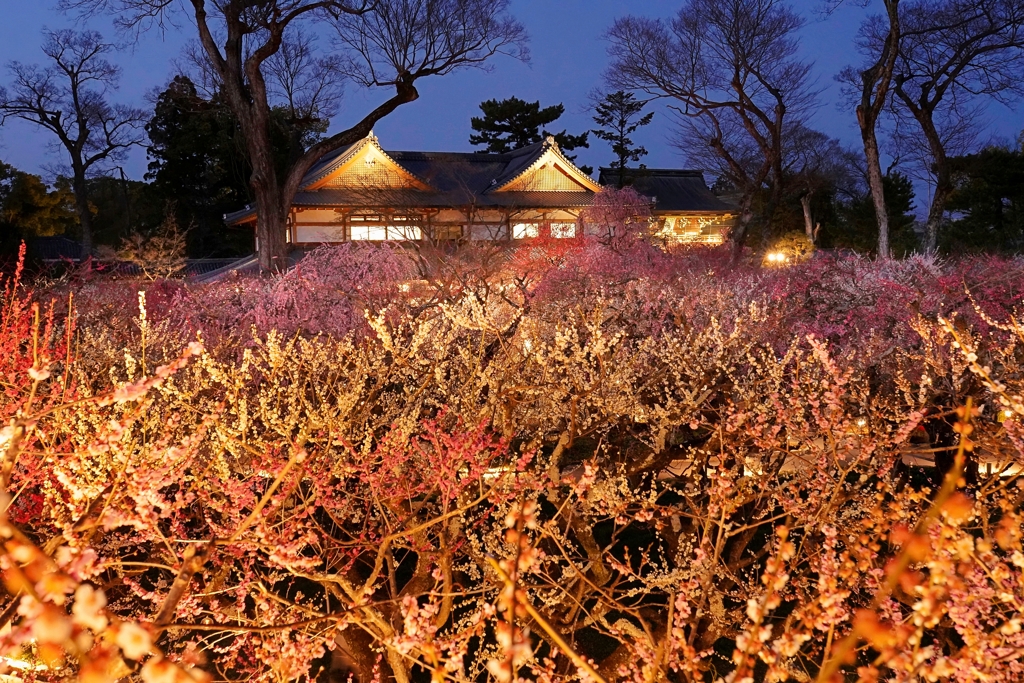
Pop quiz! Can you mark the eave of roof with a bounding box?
[301,134,435,191]
[292,189,595,209]
[490,138,601,193]
[224,206,257,225]
[598,167,736,213]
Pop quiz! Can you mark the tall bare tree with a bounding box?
[61,0,528,271]
[785,124,859,243]
[893,0,1024,252]
[263,33,345,166]
[838,0,902,258]
[606,0,815,253]
[0,30,146,256]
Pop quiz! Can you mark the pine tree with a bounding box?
[591,91,654,188]
[469,97,589,163]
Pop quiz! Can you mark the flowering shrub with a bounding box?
[1,230,1024,682]
[249,242,417,340]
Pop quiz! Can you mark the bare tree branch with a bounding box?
[605,0,816,255]
[60,0,529,271]
[891,0,1024,252]
[0,29,147,255]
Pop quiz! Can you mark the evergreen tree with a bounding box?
[469,97,590,170]
[145,76,255,257]
[942,144,1024,254]
[590,91,653,187]
[0,161,78,256]
[821,172,919,256]
[84,175,163,248]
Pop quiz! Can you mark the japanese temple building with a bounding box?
[224,132,736,246]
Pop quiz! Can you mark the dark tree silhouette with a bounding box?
[145,76,257,257]
[469,96,590,160]
[892,0,1024,253]
[61,0,529,271]
[606,0,815,254]
[591,90,653,188]
[0,30,146,256]
[944,141,1024,253]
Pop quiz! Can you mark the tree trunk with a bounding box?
[730,193,756,261]
[244,118,290,271]
[924,179,951,254]
[862,128,890,259]
[764,171,784,241]
[921,121,951,254]
[72,171,93,259]
[332,629,385,682]
[854,0,900,260]
[800,193,815,243]
[253,189,289,272]
[768,119,786,235]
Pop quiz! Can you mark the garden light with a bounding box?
[766,251,788,264]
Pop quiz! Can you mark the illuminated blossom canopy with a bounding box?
[1,230,1024,681]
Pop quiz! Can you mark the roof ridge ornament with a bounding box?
[301,130,436,192]
[487,135,602,194]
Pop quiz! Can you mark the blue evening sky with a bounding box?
[0,0,1020,190]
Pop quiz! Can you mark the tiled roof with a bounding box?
[90,259,248,279]
[225,139,739,226]
[224,205,256,225]
[28,236,85,261]
[385,142,551,198]
[291,188,595,209]
[597,168,736,213]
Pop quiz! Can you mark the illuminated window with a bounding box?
[388,225,422,240]
[551,222,577,238]
[350,225,388,241]
[513,222,540,239]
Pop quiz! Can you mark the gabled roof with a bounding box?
[224,137,738,227]
[490,137,602,193]
[597,168,736,213]
[294,135,599,212]
[302,133,434,191]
